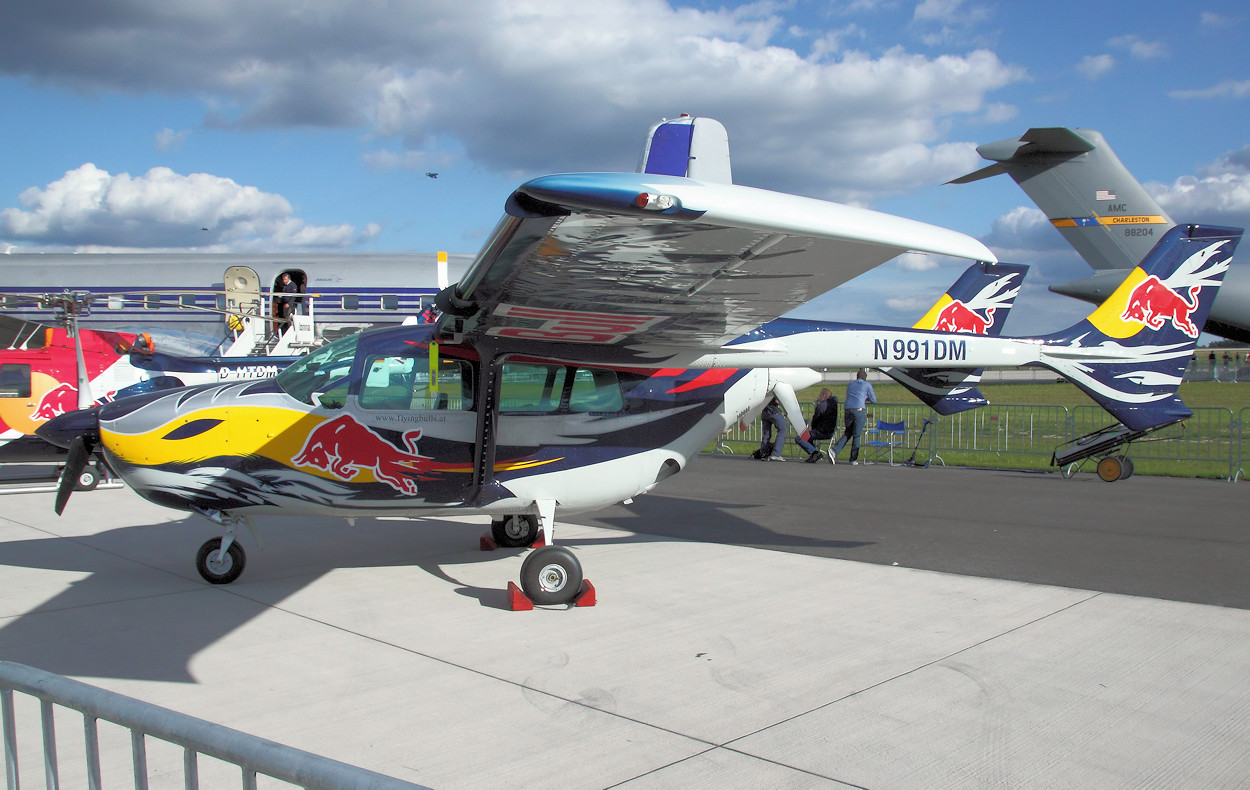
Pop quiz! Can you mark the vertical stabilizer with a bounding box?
[883,262,1028,414]
[638,115,732,183]
[951,127,1174,272]
[1035,224,1239,430]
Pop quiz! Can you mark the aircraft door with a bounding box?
[223,266,262,329]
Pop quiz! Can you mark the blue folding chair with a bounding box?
[864,419,906,465]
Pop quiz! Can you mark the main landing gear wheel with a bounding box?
[520,546,583,606]
[491,515,540,547]
[196,537,247,584]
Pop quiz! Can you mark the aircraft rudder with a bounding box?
[954,127,1173,272]
[638,115,732,183]
[1038,224,1242,430]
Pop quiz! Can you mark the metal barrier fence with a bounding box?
[0,661,426,790]
[715,403,1250,481]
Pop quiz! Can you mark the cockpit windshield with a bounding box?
[275,333,360,407]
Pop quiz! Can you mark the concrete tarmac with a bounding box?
[0,458,1247,788]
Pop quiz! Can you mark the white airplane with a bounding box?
[37,116,1239,607]
[0,251,471,352]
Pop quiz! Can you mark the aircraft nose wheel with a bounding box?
[196,537,247,584]
[520,546,583,605]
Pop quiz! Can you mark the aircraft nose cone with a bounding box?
[36,406,101,449]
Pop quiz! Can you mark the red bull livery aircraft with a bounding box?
[39,117,1239,607]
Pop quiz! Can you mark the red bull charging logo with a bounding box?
[292,414,431,495]
[1119,275,1200,338]
[932,301,995,334]
[32,383,78,421]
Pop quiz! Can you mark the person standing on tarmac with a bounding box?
[754,397,788,461]
[829,370,876,465]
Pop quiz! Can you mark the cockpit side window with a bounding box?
[360,356,474,411]
[0,364,31,398]
[275,333,359,408]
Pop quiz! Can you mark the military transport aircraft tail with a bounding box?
[949,127,1174,273]
[1032,224,1239,431]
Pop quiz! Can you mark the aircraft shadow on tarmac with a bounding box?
[574,490,877,552]
[0,513,612,682]
[0,476,875,683]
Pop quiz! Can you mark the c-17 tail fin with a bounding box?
[883,261,1028,414]
[1034,224,1239,431]
[950,127,1174,273]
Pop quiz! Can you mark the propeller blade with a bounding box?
[54,435,92,515]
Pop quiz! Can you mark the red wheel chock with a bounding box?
[506,582,533,610]
[574,580,596,607]
[506,580,596,611]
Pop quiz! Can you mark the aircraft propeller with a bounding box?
[37,406,102,515]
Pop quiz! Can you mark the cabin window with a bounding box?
[342,294,359,310]
[381,295,399,310]
[179,294,197,308]
[360,356,474,411]
[569,368,624,412]
[0,364,31,398]
[2,296,22,309]
[144,294,162,309]
[108,295,125,310]
[500,364,567,413]
[274,333,360,408]
[499,363,623,414]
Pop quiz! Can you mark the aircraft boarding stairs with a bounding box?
[1050,419,1181,482]
[222,296,318,357]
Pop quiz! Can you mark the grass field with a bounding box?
[717,380,1250,480]
[798,380,1250,412]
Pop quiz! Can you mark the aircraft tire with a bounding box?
[1096,455,1123,483]
[75,466,100,491]
[1118,456,1134,480]
[196,538,247,585]
[492,515,539,547]
[520,546,583,606]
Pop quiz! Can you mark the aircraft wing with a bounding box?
[437,172,994,363]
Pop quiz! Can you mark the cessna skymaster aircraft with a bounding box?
[37,116,1240,607]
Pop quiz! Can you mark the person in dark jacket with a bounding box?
[795,387,838,463]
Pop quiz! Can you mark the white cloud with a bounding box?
[1168,80,1250,100]
[0,164,372,251]
[1076,54,1115,80]
[0,1,1026,206]
[1108,34,1167,60]
[155,128,190,151]
[1147,172,1250,227]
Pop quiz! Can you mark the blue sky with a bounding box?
[2,0,1248,334]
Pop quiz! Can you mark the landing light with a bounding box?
[634,192,678,211]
